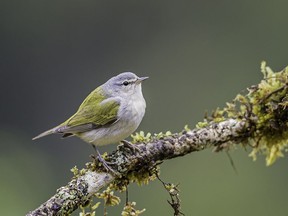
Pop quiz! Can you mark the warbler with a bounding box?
[33,72,148,172]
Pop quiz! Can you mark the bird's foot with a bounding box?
[90,154,114,165]
[90,146,121,177]
[121,140,141,154]
[97,155,121,177]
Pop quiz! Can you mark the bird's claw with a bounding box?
[90,147,121,177]
[121,140,141,154]
[90,154,113,165]
[96,155,121,177]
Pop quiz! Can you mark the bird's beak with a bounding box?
[136,76,149,84]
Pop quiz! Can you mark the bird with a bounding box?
[33,72,148,173]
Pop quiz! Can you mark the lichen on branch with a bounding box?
[198,61,288,165]
[27,62,288,216]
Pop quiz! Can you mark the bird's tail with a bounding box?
[32,127,57,140]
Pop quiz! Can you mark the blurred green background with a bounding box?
[1,1,288,215]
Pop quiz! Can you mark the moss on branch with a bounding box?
[198,61,288,165]
[27,62,288,216]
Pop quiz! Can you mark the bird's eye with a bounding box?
[123,81,129,86]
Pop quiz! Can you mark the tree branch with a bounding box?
[27,119,246,216]
[27,62,288,216]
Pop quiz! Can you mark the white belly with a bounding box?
[78,94,146,146]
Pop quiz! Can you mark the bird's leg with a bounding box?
[91,145,120,177]
[125,186,129,205]
[121,140,141,154]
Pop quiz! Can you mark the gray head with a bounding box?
[103,72,148,97]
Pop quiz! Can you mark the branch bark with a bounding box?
[27,119,247,216]
[27,62,288,216]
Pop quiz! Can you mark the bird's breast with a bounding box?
[80,94,146,146]
[119,94,146,127]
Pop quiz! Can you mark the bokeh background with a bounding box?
[1,1,288,215]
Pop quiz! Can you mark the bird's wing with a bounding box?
[32,87,120,140]
[57,88,120,134]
